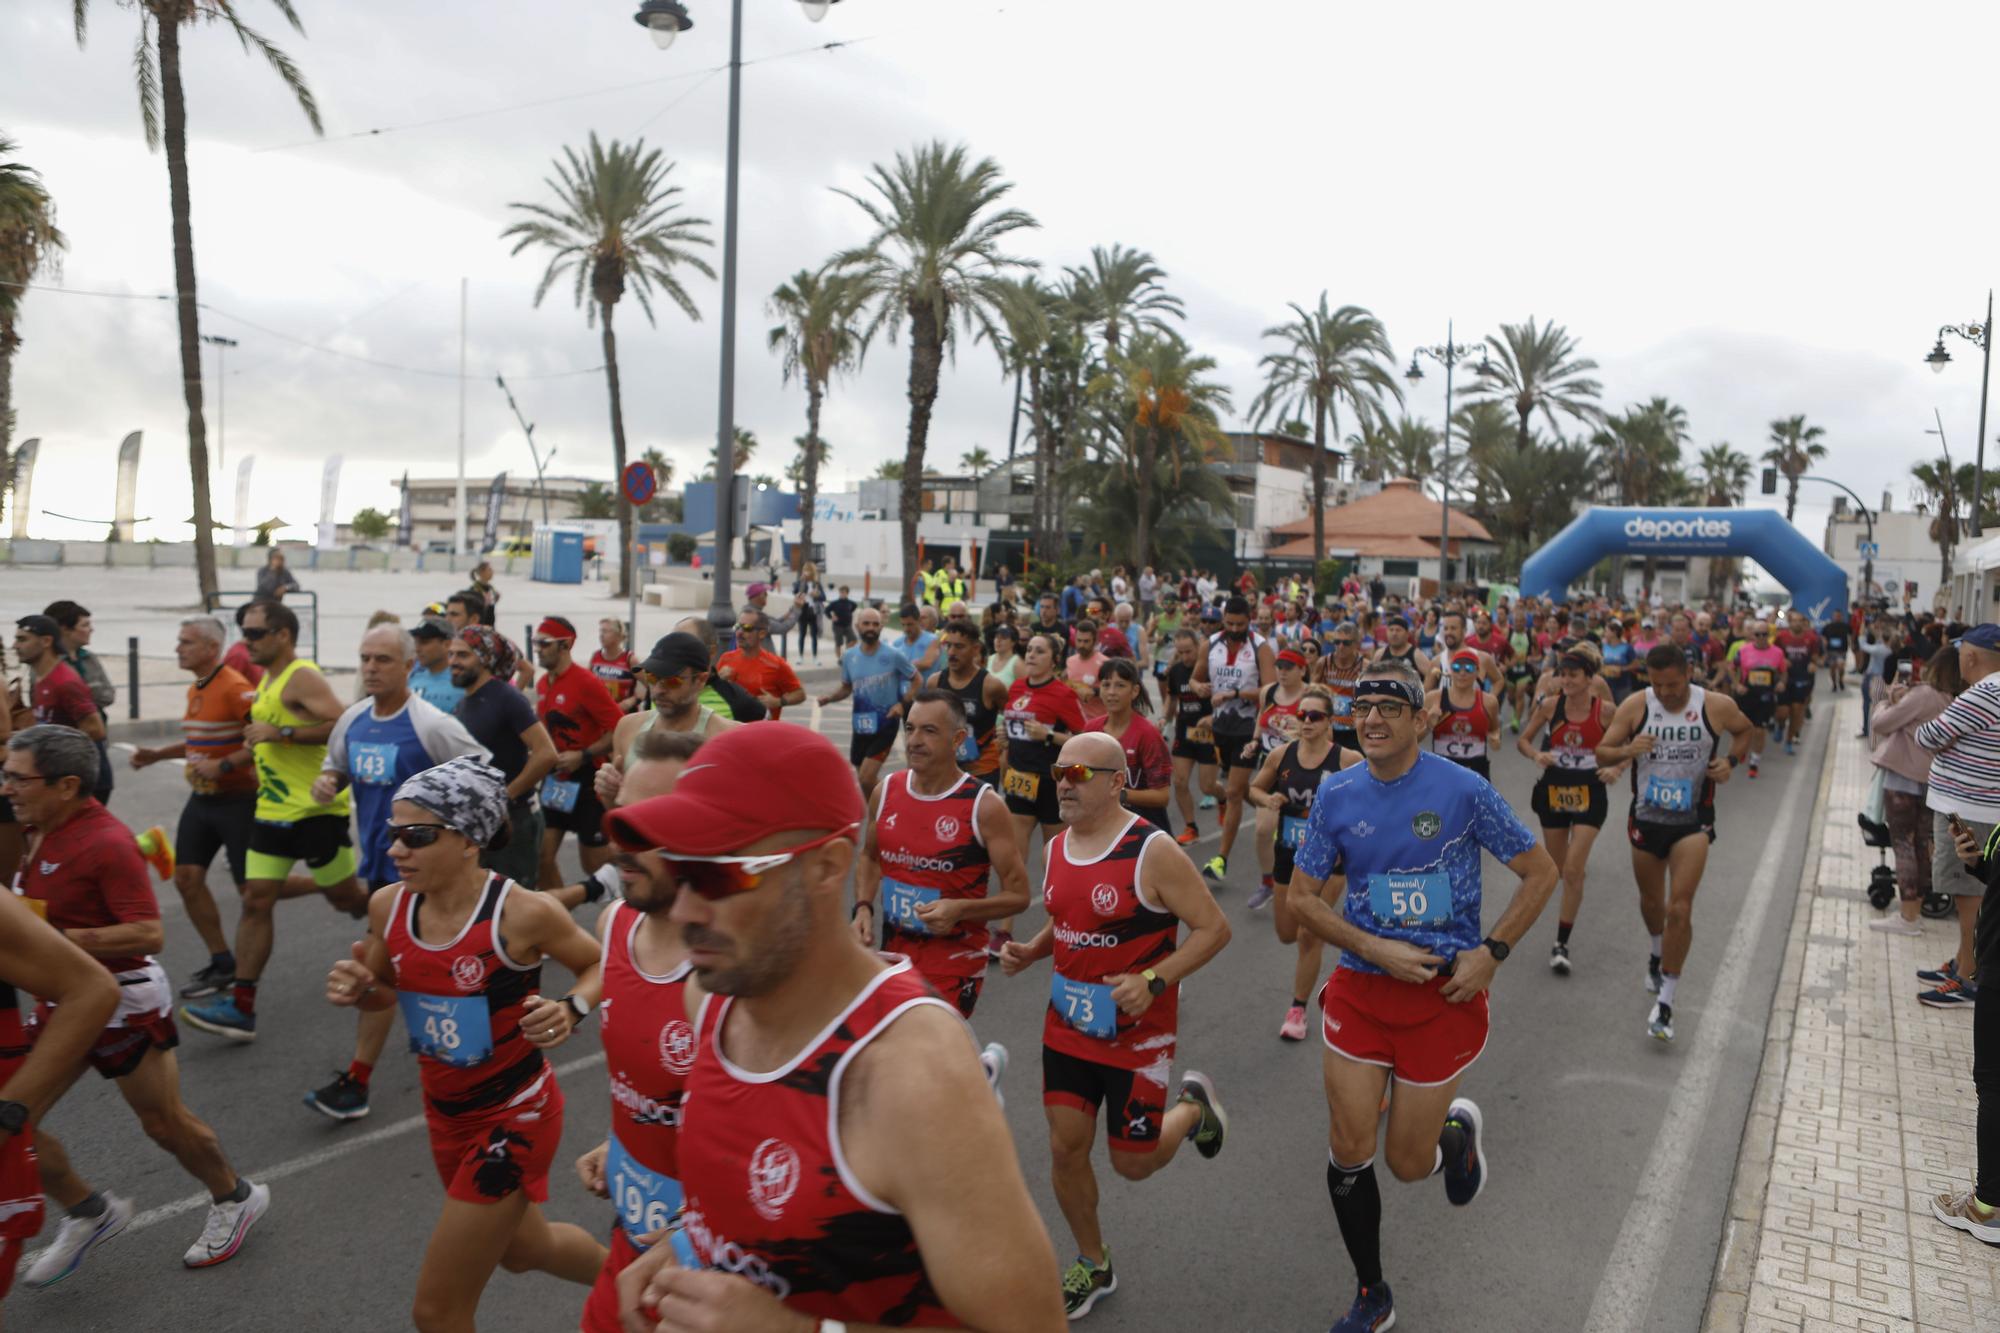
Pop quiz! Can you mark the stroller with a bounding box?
[1856,811,1954,918]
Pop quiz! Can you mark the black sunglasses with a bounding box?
[387,822,453,849]
[239,627,272,641]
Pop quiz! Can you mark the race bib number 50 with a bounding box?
[1365,872,1452,928]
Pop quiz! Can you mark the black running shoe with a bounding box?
[303,1072,371,1122]
[1916,957,1959,985]
[179,961,233,1000]
[1645,955,1663,995]
[1178,1071,1228,1159]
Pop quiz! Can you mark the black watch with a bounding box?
[0,1100,28,1137]
[1481,937,1511,963]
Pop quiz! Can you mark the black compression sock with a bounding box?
[216,1178,251,1204]
[1326,1157,1384,1287]
[1556,920,1574,946]
[68,1192,107,1220]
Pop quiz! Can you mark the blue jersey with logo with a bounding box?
[841,643,915,738]
[1295,750,1537,976]
[410,664,465,715]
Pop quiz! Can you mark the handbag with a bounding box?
[1862,763,1889,828]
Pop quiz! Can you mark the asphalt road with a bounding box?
[13,694,1830,1332]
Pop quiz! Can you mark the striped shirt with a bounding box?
[1916,675,2000,821]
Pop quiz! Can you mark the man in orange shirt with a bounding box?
[716,609,805,719]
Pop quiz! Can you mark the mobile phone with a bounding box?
[1949,813,1968,836]
[1898,660,1914,679]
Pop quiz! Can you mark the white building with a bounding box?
[779,490,997,594]
[395,475,602,549]
[1821,496,1945,609]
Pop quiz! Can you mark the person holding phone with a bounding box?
[1914,624,2000,1008]
[1855,618,1897,737]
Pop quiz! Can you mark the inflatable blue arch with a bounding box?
[1518,507,1849,619]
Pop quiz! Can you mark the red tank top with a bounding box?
[385,874,549,1121]
[680,958,961,1326]
[601,902,696,1177]
[875,770,993,980]
[1322,661,1362,732]
[1042,815,1178,1071]
[1258,684,1303,753]
[1543,694,1606,771]
[1431,691,1490,761]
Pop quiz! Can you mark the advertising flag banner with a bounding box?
[481,473,508,553]
[318,454,344,549]
[396,471,414,548]
[10,438,37,539]
[234,457,254,546]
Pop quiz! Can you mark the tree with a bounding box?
[1248,294,1402,561]
[875,459,905,480]
[768,265,866,570]
[1381,415,1440,483]
[576,479,617,519]
[1472,317,1604,453]
[1449,400,1516,517]
[698,428,757,480]
[1065,243,1183,356]
[834,140,1038,595]
[960,445,994,475]
[638,446,678,521]
[1590,398,1690,591]
[1761,414,1827,522]
[0,136,66,513]
[1699,442,1754,599]
[1909,458,1991,591]
[349,506,391,540]
[1089,331,1231,569]
[1063,401,1233,573]
[74,1,324,605]
[1476,434,1596,572]
[502,132,714,598]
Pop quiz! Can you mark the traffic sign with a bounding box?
[621,461,657,507]
[1858,541,1879,558]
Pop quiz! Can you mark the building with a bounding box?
[1265,478,1496,587]
[1821,493,1945,609]
[395,475,601,549]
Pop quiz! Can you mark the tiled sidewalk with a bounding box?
[1705,692,1994,1331]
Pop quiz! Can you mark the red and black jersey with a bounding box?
[1257,683,1304,754]
[1543,694,1606,772]
[1042,815,1179,1071]
[386,874,549,1122]
[929,667,1002,777]
[590,649,639,705]
[1321,659,1363,736]
[1431,691,1494,762]
[0,986,26,1080]
[875,770,993,980]
[1004,673,1088,775]
[679,958,962,1326]
[600,902,696,1179]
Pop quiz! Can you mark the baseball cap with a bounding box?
[411,615,452,641]
[607,724,862,857]
[1451,648,1481,668]
[14,614,59,641]
[1953,623,2000,650]
[639,632,709,678]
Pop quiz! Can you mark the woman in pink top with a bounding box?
[1867,650,1964,932]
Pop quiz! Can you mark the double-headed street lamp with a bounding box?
[1405,322,1487,591]
[636,0,843,644]
[1924,289,1992,537]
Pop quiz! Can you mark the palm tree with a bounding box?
[696,429,757,480]
[875,459,905,481]
[960,445,994,475]
[576,480,617,520]
[1911,457,1975,590]
[1699,442,1754,599]
[768,265,866,567]
[1089,331,1231,568]
[1381,415,1440,483]
[1248,295,1402,561]
[502,132,714,597]
[74,1,322,604]
[987,275,1064,559]
[833,140,1038,593]
[786,434,829,491]
[1065,243,1183,355]
[0,136,66,512]
[1761,414,1827,521]
[1450,399,1516,517]
[1472,317,1604,453]
[638,446,678,522]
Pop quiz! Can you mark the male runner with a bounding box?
[1000,731,1232,1319]
[7,725,272,1285]
[1596,642,1754,1041]
[1284,662,1557,1332]
[817,605,916,801]
[589,617,639,712]
[929,617,1010,783]
[1774,609,1824,755]
[182,599,368,1041]
[597,633,738,809]
[530,617,623,888]
[14,616,105,748]
[854,689,1030,1018]
[715,609,805,719]
[408,615,466,713]
[1322,622,1367,754]
[1192,596,1274,884]
[1425,611,1504,694]
[450,625,558,891]
[1371,614,1432,679]
[609,725,1066,1331]
[896,602,943,677]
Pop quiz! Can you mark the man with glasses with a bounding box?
[929,618,1010,784]
[714,610,805,720]
[999,731,1231,1320]
[182,600,367,1043]
[817,606,917,802]
[1322,622,1367,755]
[448,625,558,892]
[531,617,623,890]
[596,633,739,810]
[607,725,1065,1331]
[1283,663,1556,1333]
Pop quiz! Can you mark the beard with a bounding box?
[682,876,812,997]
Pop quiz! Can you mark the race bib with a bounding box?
[350,741,399,786]
[1190,719,1215,745]
[1002,768,1041,801]
[1643,774,1696,813]
[399,991,493,1067]
[1748,669,1774,688]
[1003,711,1033,742]
[956,732,979,763]
[1281,815,1310,849]
[20,895,46,920]
[1332,694,1354,718]
[1549,784,1590,813]
[540,772,580,813]
[1366,872,1452,928]
[606,1131,692,1254]
[882,876,940,935]
[1051,973,1116,1039]
[854,711,881,736]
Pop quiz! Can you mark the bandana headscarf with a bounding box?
[457,625,517,681]
[1354,676,1425,708]
[394,756,509,847]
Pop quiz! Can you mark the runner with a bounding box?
[598,633,739,809]
[14,615,105,749]
[815,606,917,802]
[1282,663,1558,1332]
[1601,618,1637,705]
[1321,621,1366,753]
[996,632,1091,950]
[999,731,1232,1319]
[182,599,368,1042]
[929,617,1009,784]
[895,602,943,678]
[408,615,467,713]
[1165,628,1221,846]
[608,725,1065,1331]
[588,617,640,713]
[1726,618,1785,778]
[1193,596,1274,885]
[528,616,623,890]
[8,724,275,1284]
[324,756,607,1330]
[854,689,1030,1018]
[447,625,559,892]
[1518,641,1627,975]
[1774,609,1824,755]
[715,609,805,719]
[1596,642,1755,1041]
[1427,648,1501,779]
[1083,658,1175,834]
[1371,614,1432,679]
[1067,618,1110,722]
[1247,647,1311,907]
[1821,612,1851,693]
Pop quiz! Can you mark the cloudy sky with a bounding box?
[5,0,1998,563]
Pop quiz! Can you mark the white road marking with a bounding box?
[1582,761,1811,1331]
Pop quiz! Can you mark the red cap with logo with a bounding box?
[1451,649,1481,668]
[606,724,862,856]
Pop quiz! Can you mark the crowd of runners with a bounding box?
[0,567,1991,1332]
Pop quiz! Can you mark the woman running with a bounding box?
[1247,648,1311,908]
[1427,648,1501,779]
[1518,642,1627,975]
[996,632,1088,946]
[1083,658,1174,833]
[1165,628,1221,846]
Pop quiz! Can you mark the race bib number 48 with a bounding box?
[399,991,493,1067]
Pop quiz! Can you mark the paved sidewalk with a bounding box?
[1705,691,1994,1331]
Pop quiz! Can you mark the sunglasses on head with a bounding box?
[388,822,453,849]
[636,826,855,901]
[1052,763,1109,785]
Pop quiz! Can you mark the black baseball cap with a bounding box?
[15,614,59,641]
[640,632,709,678]
[411,615,452,641]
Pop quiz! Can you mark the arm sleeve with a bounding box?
[410,698,492,765]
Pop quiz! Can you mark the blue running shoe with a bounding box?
[1330,1281,1396,1331]
[180,995,256,1042]
[1441,1098,1486,1205]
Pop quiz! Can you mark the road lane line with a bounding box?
[1582,758,1811,1332]
[128,1051,606,1234]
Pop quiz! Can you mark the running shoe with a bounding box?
[1247,880,1274,911]
[303,1071,371,1121]
[179,960,234,1000]
[1441,1098,1486,1206]
[1061,1250,1117,1320]
[985,928,1013,961]
[137,826,176,881]
[183,1181,270,1268]
[1279,1004,1308,1042]
[180,995,257,1042]
[1917,957,1960,984]
[979,1041,1008,1111]
[1747,757,1759,779]
[1178,1071,1228,1159]
[1648,1001,1675,1042]
[1646,955,1663,994]
[1174,825,1199,846]
[1548,943,1571,976]
[21,1193,133,1288]
[1330,1281,1396,1332]
[1919,977,1979,1008]
[1931,1189,2000,1245]
[1202,855,1226,883]
[1198,794,1218,810]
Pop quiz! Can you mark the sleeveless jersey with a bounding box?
[1321,658,1364,736]
[930,666,1001,777]
[1776,630,1820,681]
[1257,683,1304,754]
[1735,643,1786,699]
[251,658,349,823]
[600,902,696,1246]
[874,769,993,979]
[1166,659,1212,743]
[1275,740,1343,818]
[1542,694,1606,771]
[1631,687,1719,826]
[1375,645,1420,672]
[680,959,961,1326]
[1042,815,1178,1071]
[624,704,720,770]
[1432,691,1491,763]
[1206,632,1264,732]
[590,648,638,705]
[386,874,548,1121]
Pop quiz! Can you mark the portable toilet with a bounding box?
[532,527,585,584]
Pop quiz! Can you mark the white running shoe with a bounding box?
[979,1042,1008,1111]
[183,1181,270,1268]
[1648,1002,1675,1043]
[22,1193,133,1288]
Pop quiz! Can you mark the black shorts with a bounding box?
[1739,692,1776,727]
[177,792,256,882]
[927,974,983,1020]
[849,725,897,767]
[248,813,352,871]
[1041,1044,1167,1153]
[541,769,609,846]
[1531,774,1608,829]
[1171,733,1218,763]
[1443,753,1491,782]
[1627,809,1714,860]
[1002,764,1061,826]
[1787,676,1815,702]
[1214,728,1258,772]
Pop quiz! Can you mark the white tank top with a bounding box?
[1632,686,1718,825]
[1207,631,1265,730]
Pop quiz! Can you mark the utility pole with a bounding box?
[455,277,468,557]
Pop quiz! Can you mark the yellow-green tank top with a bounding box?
[252,658,350,822]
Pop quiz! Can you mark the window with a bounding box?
[1382,559,1420,577]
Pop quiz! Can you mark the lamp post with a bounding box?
[1404,321,1486,593]
[639,0,842,648]
[200,333,238,473]
[1924,289,1993,537]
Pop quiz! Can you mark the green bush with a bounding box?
[667,532,698,564]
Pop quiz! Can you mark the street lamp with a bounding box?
[1405,321,1487,593]
[1923,289,1993,536]
[639,0,843,648]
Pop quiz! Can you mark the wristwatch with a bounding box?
[218,757,235,773]
[278,725,295,742]
[1481,937,1511,963]
[1142,968,1167,996]
[561,995,592,1024]
[0,1100,28,1138]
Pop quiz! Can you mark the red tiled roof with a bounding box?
[1266,533,1464,560]
[1272,478,1494,543]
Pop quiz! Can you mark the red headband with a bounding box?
[536,617,576,643]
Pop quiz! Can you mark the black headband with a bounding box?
[1558,653,1596,675]
[1354,677,1423,708]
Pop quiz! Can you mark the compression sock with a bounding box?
[346,1060,374,1087]
[215,1178,251,1205]
[1658,972,1679,1006]
[232,980,258,1016]
[68,1193,107,1220]
[1557,920,1575,946]
[1326,1156,1384,1287]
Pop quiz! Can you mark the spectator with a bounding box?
[742,582,804,650]
[1868,648,1962,935]
[254,548,300,602]
[1856,618,1898,737]
[1942,800,2000,1245]
[827,584,859,653]
[43,601,114,713]
[792,560,826,660]
[1915,623,2000,1008]
[469,560,501,621]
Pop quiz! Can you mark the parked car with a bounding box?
[488,536,534,559]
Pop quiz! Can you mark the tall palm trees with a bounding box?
[0,137,66,510]
[1090,331,1231,569]
[834,140,1038,593]
[960,445,994,474]
[767,266,866,568]
[1248,295,1401,562]
[1066,243,1183,355]
[74,0,322,603]
[503,133,713,597]
[1761,414,1827,521]
[1473,317,1604,453]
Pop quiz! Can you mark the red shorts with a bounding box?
[427,1077,564,1205]
[1320,968,1489,1087]
[580,1223,640,1332]
[0,1238,21,1304]
[33,963,179,1080]
[0,1131,42,1305]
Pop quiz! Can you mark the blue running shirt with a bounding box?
[1295,750,1537,975]
[326,696,489,885]
[841,643,915,738]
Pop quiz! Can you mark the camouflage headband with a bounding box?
[456,624,517,680]
[394,756,509,846]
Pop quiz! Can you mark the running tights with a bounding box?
[1978,946,1998,1205]
[1327,1156,1383,1287]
